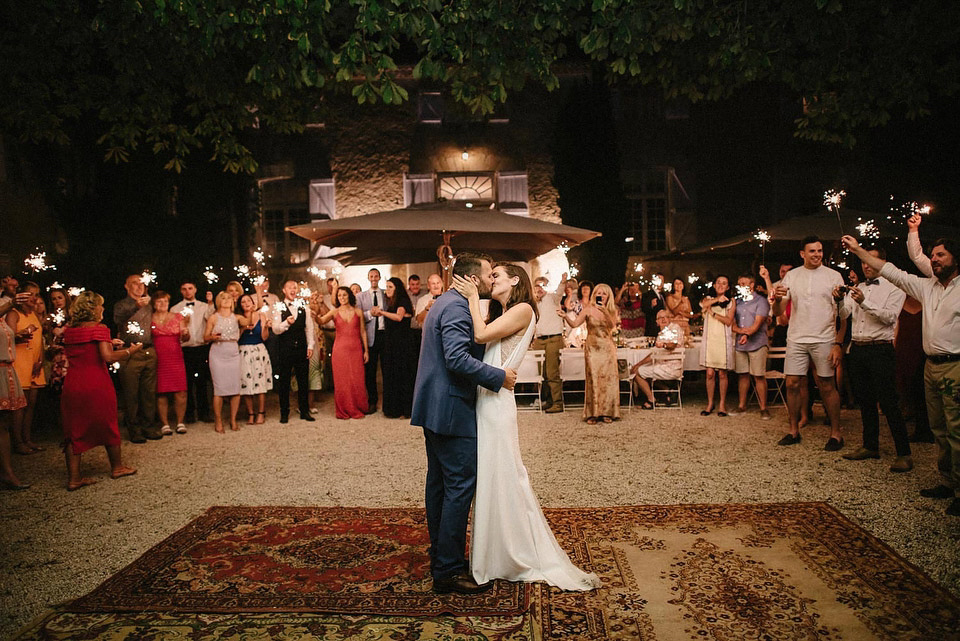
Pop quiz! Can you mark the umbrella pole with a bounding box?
[438,232,453,289]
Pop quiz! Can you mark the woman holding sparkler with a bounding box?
[238,294,272,424]
[60,291,138,491]
[5,282,46,454]
[699,276,735,416]
[204,291,242,433]
[316,287,369,419]
[0,293,30,489]
[151,291,189,435]
[666,278,694,342]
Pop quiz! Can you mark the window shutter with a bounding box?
[497,171,528,215]
[309,179,336,220]
[403,173,435,207]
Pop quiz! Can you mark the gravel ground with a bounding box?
[2,391,959,639]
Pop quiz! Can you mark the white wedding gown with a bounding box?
[471,317,601,591]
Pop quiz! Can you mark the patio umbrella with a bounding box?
[287,201,601,278]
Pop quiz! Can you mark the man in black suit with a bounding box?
[641,273,667,337]
[271,280,316,423]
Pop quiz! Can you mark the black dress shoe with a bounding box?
[824,437,844,452]
[300,414,316,422]
[777,433,801,446]
[946,498,960,517]
[363,407,376,415]
[920,484,955,499]
[433,572,493,595]
[909,431,935,443]
[279,415,289,424]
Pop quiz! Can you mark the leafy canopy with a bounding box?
[2,0,957,173]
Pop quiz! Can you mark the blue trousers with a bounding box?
[422,428,477,580]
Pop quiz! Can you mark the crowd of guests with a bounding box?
[0,212,956,515]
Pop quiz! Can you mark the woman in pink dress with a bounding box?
[60,291,137,491]
[150,291,189,435]
[317,287,368,419]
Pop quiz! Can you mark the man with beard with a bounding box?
[843,235,960,517]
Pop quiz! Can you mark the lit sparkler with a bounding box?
[67,287,85,297]
[754,230,771,265]
[659,326,680,345]
[48,281,64,291]
[126,321,144,336]
[823,189,847,236]
[568,264,580,278]
[307,266,326,279]
[298,285,312,299]
[556,242,570,254]
[855,219,880,239]
[651,275,663,289]
[736,284,754,301]
[179,306,194,318]
[140,270,157,286]
[24,251,55,272]
[251,274,267,286]
[253,248,266,266]
[260,304,271,314]
[203,267,219,284]
[273,301,286,313]
[662,282,673,293]
[50,308,66,325]
[234,265,250,278]
[687,274,699,285]
[634,263,644,274]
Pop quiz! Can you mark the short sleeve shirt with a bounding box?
[780,265,843,343]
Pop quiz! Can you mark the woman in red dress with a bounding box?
[60,291,138,491]
[317,287,368,419]
[150,290,188,435]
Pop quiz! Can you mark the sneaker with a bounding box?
[309,407,319,414]
[175,423,187,434]
[889,456,913,473]
[842,447,879,461]
[777,433,801,446]
[545,404,564,414]
[160,425,173,436]
[760,409,772,420]
[727,406,748,415]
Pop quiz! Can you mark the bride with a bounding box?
[451,264,601,591]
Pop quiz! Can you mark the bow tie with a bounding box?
[863,279,880,286]
[186,302,195,306]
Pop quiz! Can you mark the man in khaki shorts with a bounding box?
[771,236,846,450]
[729,274,771,419]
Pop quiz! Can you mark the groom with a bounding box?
[411,252,517,594]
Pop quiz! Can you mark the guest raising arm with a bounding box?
[565,283,621,424]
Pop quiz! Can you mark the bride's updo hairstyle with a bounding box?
[487,263,539,323]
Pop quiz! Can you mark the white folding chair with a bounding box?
[763,346,787,408]
[559,349,586,410]
[651,349,685,410]
[515,350,545,412]
[618,357,634,411]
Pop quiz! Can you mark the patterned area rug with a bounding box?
[15,504,959,641]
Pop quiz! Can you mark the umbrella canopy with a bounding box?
[286,201,601,265]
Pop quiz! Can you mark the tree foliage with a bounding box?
[2,0,957,173]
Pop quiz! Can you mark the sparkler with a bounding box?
[307,266,326,279]
[253,248,266,266]
[260,304,271,314]
[50,309,66,326]
[735,285,754,302]
[659,326,680,344]
[272,301,286,313]
[651,275,663,289]
[140,270,157,286]
[126,321,144,336]
[634,263,644,274]
[754,230,771,265]
[179,306,194,318]
[24,251,55,272]
[662,282,673,293]
[855,219,880,239]
[687,274,699,285]
[251,274,267,287]
[823,189,847,236]
[48,281,64,291]
[234,265,250,278]
[556,242,570,254]
[298,285,312,299]
[203,267,219,284]
[67,287,85,298]
[568,264,580,278]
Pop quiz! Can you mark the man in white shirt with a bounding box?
[843,234,960,516]
[407,273,427,347]
[532,277,565,413]
[415,274,444,327]
[835,248,912,472]
[357,268,386,413]
[271,280,316,423]
[171,281,212,424]
[771,236,846,450]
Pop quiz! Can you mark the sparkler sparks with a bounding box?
[687,274,699,285]
[126,321,144,336]
[67,287,85,298]
[662,282,673,293]
[298,285,312,299]
[251,274,267,286]
[50,309,66,325]
[556,242,570,254]
[307,266,327,279]
[823,189,847,236]
[736,285,754,301]
[651,275,663,289]
[140,270,157,286]
[754,230,771,244]
[253,248,267,266]
[47,281,64,291]
[659,326,680,344]
[634,263,644,274]
[855,219,880,239]
[179,307,194,318]
[273,302,286,313]
[234,265,250,278]
[203,267,219,284]
[24,251,55,272]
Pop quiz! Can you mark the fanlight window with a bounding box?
[439,174,493,201]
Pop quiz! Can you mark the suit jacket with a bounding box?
[410,290,505,437]
[357,288,386,347]
[641,289,666,336]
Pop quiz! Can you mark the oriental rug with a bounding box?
[18,503,955,641]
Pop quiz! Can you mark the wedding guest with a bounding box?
[616,281,645,339]
[319,277,338,392]
[699,276,735,417]
[238,294,273,424]
[60,291,138,491]
[113,274,161,443]
[358,269,386,413]
[566,283,620,424]
[0,293,29,489]
[408,274,426,359]
[630,310,684,409]
[906,213,934,277]
[641,273,667,337]
[381,277,415,419]
[225,280,244,312]
[349,283,363,296]
[577,280,595,309]
[414,273,444,327]
[252,276,281,387]
[835,247,912,472]
[562,279,587,348]
[0,276,18,303]
[293,289,325,414]
[771,236,846,450]
[6,282,45,454]
[271,280,316,423]
[843,235,960,516]
[317,287,368,419]
[666,277,694,340]
[896,295,933,442]
[44,288,70,393]
[171,281,212,423]
[150,290,188,435]
[532,276,564,413]
[729,274,771,419]
[204,291,242,433]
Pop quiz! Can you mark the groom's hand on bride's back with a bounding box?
[503,368,517,391]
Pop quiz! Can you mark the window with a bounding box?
[263,207,311,264]
[403,173,436,207]
[438,173,494,201]
[418,92,444,124]
[626,167,670,253]
[309,178,336,220]
[497,171,528,215]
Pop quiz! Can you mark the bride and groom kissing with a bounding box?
[411,252,600,595]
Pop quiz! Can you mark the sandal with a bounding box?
[110,466,137,479]
[247,414,256,425]
[601,416,613,424]
[175,423,187,434]
[160,424,173,436]
[640,400,654,410]
[14,444,36,456]
[67,477,97,491]
[586,417,598,425]
[700,410,713,416]
[255,412,266,424]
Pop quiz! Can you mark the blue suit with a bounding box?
[411,290,505,580]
